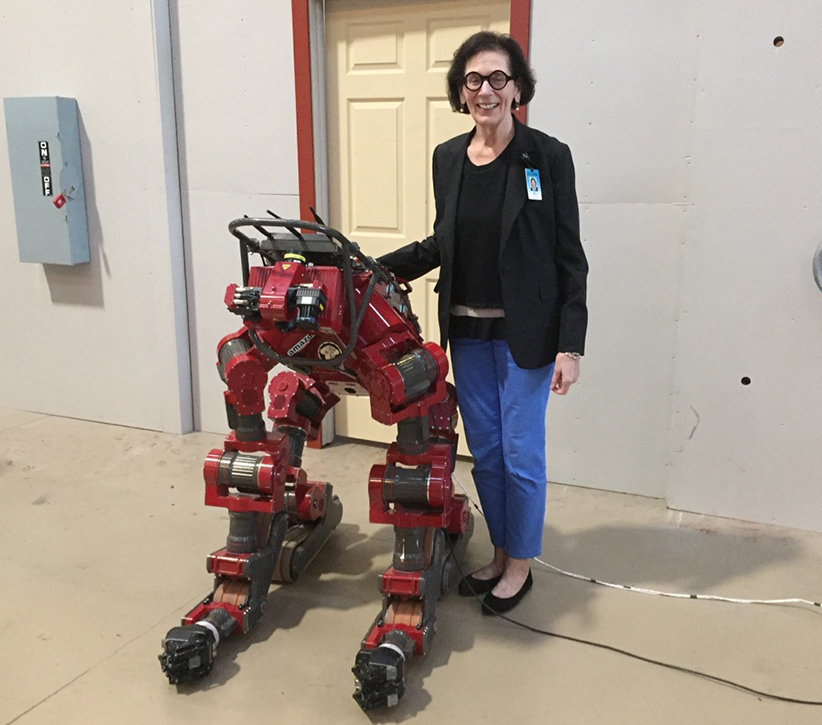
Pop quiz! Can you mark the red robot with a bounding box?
[158,216,473,710]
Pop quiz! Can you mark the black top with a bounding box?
[451,142,512,308]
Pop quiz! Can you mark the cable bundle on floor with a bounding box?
[450,473,822,706]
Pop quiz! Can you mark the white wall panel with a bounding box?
[0,1,191,432]
[171,0,301,432]
[668,5,822,530]
[530,0,822,530]
[529,0,699,205]
[171,0,299,196]
[548,203,686,497]
[184,191,300,433]
[529,0,698,499]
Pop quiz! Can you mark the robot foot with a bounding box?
[159,623,218,685]
[352,644,407,711]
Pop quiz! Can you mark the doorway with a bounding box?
[324,0,510,446]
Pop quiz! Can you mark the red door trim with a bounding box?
[509,0,532,123]
[291,0,316,219]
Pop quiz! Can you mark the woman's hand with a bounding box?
[551,353,580,395]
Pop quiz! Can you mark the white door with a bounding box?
[326,0,509,446]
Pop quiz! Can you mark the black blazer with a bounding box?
[379,116,588,369]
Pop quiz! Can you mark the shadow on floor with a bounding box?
[173,506,802,718]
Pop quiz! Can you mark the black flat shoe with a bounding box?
[481,571,533,615]
[458,572,503,597]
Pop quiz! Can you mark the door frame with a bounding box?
[289,0,530,447]
[290,0,532,220]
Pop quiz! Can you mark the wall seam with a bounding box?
[150,0,194,434]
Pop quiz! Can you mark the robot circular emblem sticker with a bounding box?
[318,342,342,360]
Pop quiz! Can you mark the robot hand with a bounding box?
[158,623,218,685]
[352,644,407,710]
[228,286,261,317]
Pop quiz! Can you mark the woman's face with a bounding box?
[460,49,519,132]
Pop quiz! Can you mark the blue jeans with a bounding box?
[450,338,554,559]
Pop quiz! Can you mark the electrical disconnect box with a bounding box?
[4,96,90,265]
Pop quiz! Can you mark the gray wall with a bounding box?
[530,1,822,529]
[668,4,822,529]
[0,0,191,432]
[530,1,696,500]
[169,0,300,433]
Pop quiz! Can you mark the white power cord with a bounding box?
[451,472,822,611]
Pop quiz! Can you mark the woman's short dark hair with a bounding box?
[446,31,536,113]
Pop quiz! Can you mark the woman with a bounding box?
[379,31,588,614]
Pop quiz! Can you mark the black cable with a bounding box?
[446,537,822,706]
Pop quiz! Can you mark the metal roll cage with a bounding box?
[227,218,391,370]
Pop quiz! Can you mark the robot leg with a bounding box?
[272,456,344,582]
[159,346,343,684]
[267,371,343,583]
[352,526,443,710]
[160,332,290,684]
[352,409,473,710]
[159,509,289,684]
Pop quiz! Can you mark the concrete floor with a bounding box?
[3,407,822,724]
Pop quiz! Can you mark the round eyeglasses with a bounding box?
[463,70,514,91]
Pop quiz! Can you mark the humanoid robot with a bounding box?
[158,215,473,710]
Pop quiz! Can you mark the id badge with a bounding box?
[525,169,542,200]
